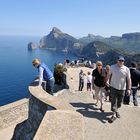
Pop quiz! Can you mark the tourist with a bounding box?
[87,71,92,91]
[32,58,55,95]
[104,65,111,102]
[129,61,140,106]
[78,69,85,91]
[92,61,108,112]
[108,56,131,123]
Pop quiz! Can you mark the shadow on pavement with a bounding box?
[70,102,112,123]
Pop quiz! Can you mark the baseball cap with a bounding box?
[118,56,125,61]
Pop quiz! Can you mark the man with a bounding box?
[108,56,131,123]
[32,58,55,95]
[130,61,140,106]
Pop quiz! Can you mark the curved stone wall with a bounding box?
[11,80,84,140]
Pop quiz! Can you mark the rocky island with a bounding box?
[28,42,36,50]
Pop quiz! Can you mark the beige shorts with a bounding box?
[94,84,105,103]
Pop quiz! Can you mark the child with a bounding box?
[87,71,92,91]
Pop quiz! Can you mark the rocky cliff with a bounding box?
[28,42,36,50]
[38,27,140,66]
[39,27,83,54]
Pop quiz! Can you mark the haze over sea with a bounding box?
[0,36,77,106]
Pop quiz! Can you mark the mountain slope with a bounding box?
[39,27,83,54]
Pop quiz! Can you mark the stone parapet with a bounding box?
[11,79,84,140]
[34,110,84,140]
[0,99,28,130]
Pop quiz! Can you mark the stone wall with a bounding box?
[11,80,84,140]
[34,110,84,140]
[11,95,49,140]
[0,99,28,130]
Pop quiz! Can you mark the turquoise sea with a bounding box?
[0,36,77,106]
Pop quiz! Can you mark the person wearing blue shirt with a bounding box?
[32,58,55,95]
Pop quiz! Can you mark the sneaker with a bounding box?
[116,112,120,118]
[108,116,116,123]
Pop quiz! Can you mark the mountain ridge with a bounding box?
[38,27,140,67]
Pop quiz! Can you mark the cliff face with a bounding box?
[38,27,140,66]
[39,27,84,54]
[79,32,140,53]
[122,32,140,40]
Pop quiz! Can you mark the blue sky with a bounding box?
[0,0,140,37]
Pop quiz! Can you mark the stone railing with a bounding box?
[11,80,84,140]
[0,99,28,130]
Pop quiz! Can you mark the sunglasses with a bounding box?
[118,60,124,62]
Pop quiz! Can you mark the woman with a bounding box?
[92,61,108,112]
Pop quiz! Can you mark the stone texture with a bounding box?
[11,95,49,140]
[34,110,84,140]
[11,79,78,140]
[0,99,28,130]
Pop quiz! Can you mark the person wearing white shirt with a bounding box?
[108,56,131,123]
[87,71,92,91]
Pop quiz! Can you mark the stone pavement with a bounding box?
[58,91,140,140]
[62,67,140,140]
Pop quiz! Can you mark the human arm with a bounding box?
[38,67,44,86]
[105,68,110,86]
[127,77,131,96]
[126,69,132,95]
[138,74,140,90]
[106,67,112,87]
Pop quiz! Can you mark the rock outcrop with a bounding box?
[28,42,36,50]
[39,27,83,54]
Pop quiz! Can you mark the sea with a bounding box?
[0,35,77,106]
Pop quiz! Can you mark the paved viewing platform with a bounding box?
[0,67,140,140]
